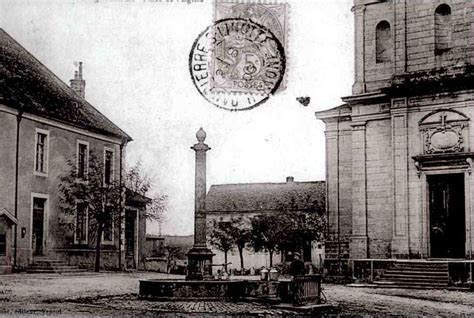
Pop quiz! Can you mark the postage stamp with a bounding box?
[213,1,289,92]
[189,18,286,111]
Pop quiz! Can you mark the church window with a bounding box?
[376,21,392,63]
[435,4,452,55]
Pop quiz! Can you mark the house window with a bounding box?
[75,202,88,244]
[104,148,114,185]
[77,141,89,180]
[103,206,113,244]
[34,129,49,175]
[0,223,6,256]
[435,4,452,55]
[375,20,392,63]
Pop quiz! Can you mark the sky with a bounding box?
[1,0,354,235]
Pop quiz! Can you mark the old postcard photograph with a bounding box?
[1,0,474,316]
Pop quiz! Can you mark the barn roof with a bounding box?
[205,180,325,213]
[0,29,131,141]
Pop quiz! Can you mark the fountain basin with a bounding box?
[139,279,280,301]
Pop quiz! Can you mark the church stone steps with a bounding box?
[379,276,448,284]
[392,264,448,270]
[374,261,449,289]
[373,281,448,289]
[383,270,448,276]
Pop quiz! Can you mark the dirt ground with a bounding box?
[0,272,473,316]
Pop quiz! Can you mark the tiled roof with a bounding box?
[0,208,18,224]
[206,181,325,213]
[0,29,131,141]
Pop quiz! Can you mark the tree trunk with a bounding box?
[299,237,304,262]
[95,225,103,272]
[224,251,228,272]
[238,246,244,270]
[269,250,273,267]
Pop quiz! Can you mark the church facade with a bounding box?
[316,0,474,261]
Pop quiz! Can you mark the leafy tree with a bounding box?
[59,154,167,272]
[229,217,251,270]
[59,152,121,272]
[249,214,289,267]
[208,219,235,272]
[249,194,326,266]
[278,195,326,260]
[208,217,251,271]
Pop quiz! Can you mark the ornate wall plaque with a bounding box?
[419,109,469,155]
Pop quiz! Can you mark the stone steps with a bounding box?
[373,281,448,289]
[383,270,448,276]
[25,259,87,274]
[374,261,449,289]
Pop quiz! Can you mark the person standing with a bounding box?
[289,252,305,276]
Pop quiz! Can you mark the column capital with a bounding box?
[191,143,211,152]
[351,122,367,130]
[352,4,366,15]
[191,127,211,152]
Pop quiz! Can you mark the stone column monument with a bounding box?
[186,128,214,280]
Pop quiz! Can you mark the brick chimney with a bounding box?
[286,176,294,182]
[70,62,86,98]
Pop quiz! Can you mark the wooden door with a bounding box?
[428,174,465,258]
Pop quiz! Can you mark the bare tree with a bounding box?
[125,161,167,223]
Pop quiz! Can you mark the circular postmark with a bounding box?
[189,18,286,111]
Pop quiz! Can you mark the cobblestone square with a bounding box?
[1,272,474,316]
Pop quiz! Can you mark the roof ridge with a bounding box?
[210,180,325,187]
[0,28,132,141]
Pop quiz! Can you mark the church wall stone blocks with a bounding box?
[316,0,474,261]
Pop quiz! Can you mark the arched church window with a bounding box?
[435,4,452,55]
[375,21,392,63]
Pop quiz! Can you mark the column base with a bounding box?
[186,246,214,281]
[350,235,368,259]
[391,236,409,259]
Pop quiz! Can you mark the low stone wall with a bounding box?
[323,259,353,284]
[0,264,12,274]
[139,280,243,301]
[52,249,121,270]
[143,257,167,273]
[325,258,474,287]
[448,261,474,287]
[352,259,395,283]
[139,276,322,303]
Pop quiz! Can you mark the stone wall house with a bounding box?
[0,208,18,274]
[205,177,325,270]
[0,29,146,271]
[315,0,474,261]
